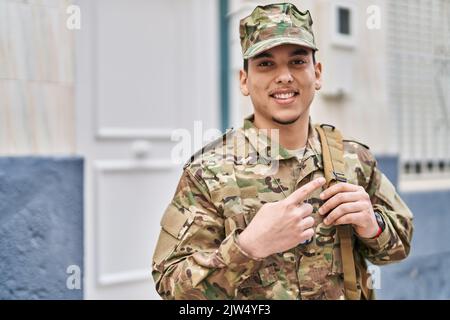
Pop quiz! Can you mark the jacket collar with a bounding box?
[240,114,323,168]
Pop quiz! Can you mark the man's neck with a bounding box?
[253,112,310,150]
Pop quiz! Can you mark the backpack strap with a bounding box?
[315,124,361,300]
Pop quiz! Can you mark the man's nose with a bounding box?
[275,66,293,84]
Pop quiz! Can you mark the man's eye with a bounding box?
[258,61,274,67]
[292,60,306,65]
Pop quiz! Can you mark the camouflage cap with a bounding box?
[239,3,318,59]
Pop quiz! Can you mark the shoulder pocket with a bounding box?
[160,205,193,239]
[153,205,194,266]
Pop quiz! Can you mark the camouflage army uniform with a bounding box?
[152,115,414,300]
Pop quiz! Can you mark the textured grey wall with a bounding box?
[0,157,83,299]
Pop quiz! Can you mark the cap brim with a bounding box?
[243,37,318,59]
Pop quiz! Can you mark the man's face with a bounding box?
[240,44,322,126]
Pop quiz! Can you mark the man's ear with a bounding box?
[239,69,249,96]
[314,62,322,91]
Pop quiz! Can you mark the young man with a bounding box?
[152,3,413,300]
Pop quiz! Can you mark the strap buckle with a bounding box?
[320,124,335,131]
[333,171,347,183]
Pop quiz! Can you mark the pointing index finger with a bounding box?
[285,177,326,206]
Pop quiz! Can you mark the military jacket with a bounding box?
[152,115,414,300]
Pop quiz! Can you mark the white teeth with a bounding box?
[273,92,295,99]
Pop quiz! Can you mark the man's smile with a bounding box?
[269,88,299,105]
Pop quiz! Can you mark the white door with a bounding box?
[75,0,219,299]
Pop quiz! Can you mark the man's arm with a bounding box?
[317,143,414,265]
[357,164,414,265]
[152,169,262,300]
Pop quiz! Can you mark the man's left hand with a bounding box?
[318,183,379,239]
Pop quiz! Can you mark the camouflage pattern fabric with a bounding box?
[240,3,318,59]
[152,115,414,300]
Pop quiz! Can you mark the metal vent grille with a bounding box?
[387,0,450,178]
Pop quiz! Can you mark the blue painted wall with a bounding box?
[375,156,450,299]
[376,190,450,299]
[0,157,83,299]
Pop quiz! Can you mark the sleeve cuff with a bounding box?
[356,211,391,250]
[216,228,263,277]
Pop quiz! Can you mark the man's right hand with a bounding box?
[237,177,326,259]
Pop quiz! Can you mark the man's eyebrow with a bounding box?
[251,48,310,60]
[290,48,309,56]
[251,52,273,60]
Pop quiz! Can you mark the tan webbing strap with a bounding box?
[315,124,361,300]
[338,224,361,300]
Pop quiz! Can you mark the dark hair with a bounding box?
[243,50,316,72]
